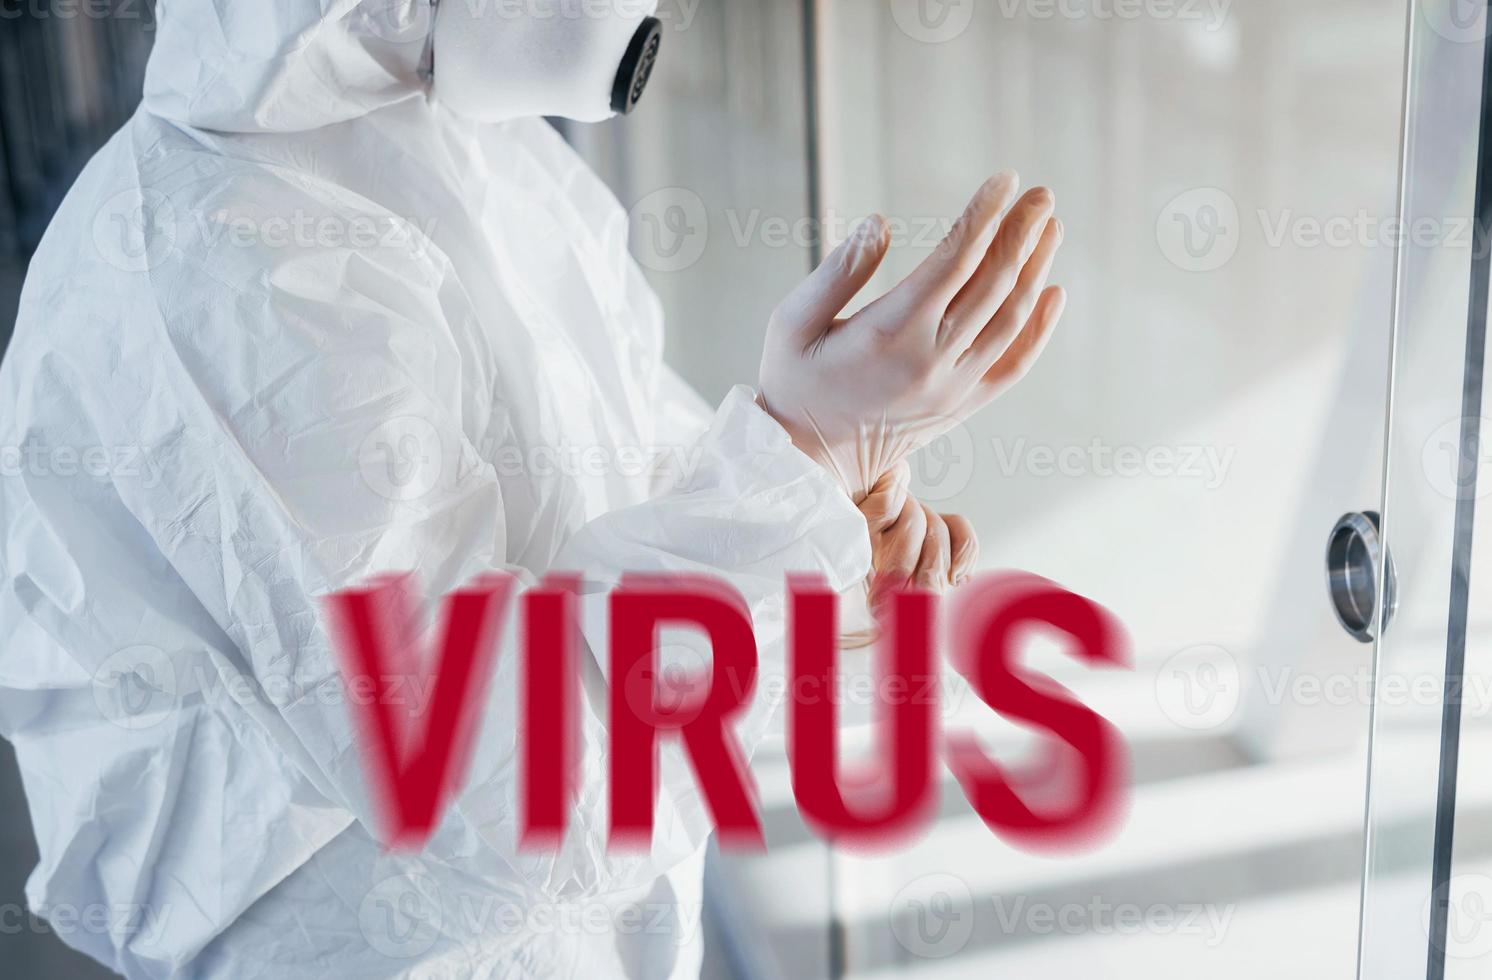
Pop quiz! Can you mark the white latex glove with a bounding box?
[758,171,1065,501]
[858,462,980,608]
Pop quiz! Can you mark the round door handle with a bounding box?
[1326,511,1397,643]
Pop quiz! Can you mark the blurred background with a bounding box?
[0,0,1451,977]
[0,0,153,348]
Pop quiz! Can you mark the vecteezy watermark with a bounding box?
[991,437,1236,490]
[1158,187,1487,272]
[888,874,1234,959]
[1154,645,1492,732]
[1421,0,1492,45]
[359,873,445,960]
[996,0,1231,29]
[0,901,172,945]
[191,210,440,256]
[92,191,443,273]
[89,645,452,732]
[889,0,1232,44]
[890,873,976,958]
[1156,188,1241,273]
[628,196,961,275]
[1422,416,1492,501]
[445,0,702,32]
[93,189,178,274]
[0,0,154,22]
[724,209,953,255]
[357,871,704,960]
[362,0,436,44]
[1253,208,1486,255]
[0,440,165,488]
[628,187,710,273]
[990,894,1234,946]
[92,645,179,732]
[909,421,978,502]
[629,657,971,721]
[897,428,1236,502]
[1426,873,1492,959]
[356,420,708,504]
[1155,644,1242,731]
[889,0,979,44]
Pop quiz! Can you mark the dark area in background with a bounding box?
[0,0,155,345]
[1,2,155,976]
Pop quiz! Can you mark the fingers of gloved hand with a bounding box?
[912,504,952,593]
[941,188,1057,352]
[773,214,891,345]
[979,284,1067,397]
[868,495,928,609]
[900,172,1019,314]
[858,461,913,535]
[958,212,1062,371]
[943,512,980,587]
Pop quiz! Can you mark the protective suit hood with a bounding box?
[143,0,434,133]
[143,0,662,133]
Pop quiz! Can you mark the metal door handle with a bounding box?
[1327,511,1397,643]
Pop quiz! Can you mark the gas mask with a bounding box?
[431,0,664,123]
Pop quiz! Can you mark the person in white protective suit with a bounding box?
[0,0,1066,977]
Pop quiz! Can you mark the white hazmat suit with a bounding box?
[0,1,871,977]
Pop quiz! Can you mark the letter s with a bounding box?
[945,572,1130,852]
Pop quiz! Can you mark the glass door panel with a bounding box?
[1360,1,1492,978]
[815,1,1409,977]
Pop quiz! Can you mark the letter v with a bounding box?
[327,573,515,850]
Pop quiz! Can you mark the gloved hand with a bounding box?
[858,463,980,613]
[759,171,1064,501]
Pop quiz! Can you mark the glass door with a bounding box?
[811,0,1414,977]
[584,0,1485,975]
[1359,1,1492,977]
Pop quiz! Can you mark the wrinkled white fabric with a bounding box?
[0,1,870,977]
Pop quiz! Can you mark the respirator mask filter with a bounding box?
[431,0,664,123]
